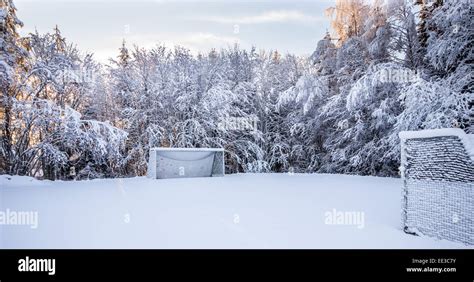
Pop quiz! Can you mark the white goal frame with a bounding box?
[147,148,225,179]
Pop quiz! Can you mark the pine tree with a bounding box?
[52,25,66,53]
[414,0,443,64]
[388,0,422,69]
[0,0,29,174]
[117,39,130,67]
[310,31,337,75]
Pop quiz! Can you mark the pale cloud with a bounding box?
[93,32,241,63]
[200,10,325,24]
[16,0,332,63]
[127,32,240,49]
[180,32,240,47]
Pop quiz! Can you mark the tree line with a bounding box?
[0,0,472,180]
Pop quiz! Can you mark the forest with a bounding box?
[0,0,472,180]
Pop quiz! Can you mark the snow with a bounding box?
[399,128,474,161]
[0,174,468,249]
[1,0,473,248]
[150,148,224,152]
[399,128,468,140]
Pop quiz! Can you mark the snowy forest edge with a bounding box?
[0,0,472,180]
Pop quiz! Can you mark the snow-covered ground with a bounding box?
[0,174,468,249]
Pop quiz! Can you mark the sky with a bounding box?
[15,0,335,63]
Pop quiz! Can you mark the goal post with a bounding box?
[147,148,225,179]
[399,128,474,245]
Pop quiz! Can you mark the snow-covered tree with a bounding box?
[0,0,29,174]
[2,0,470,179]
[326,0,370,44]
[387,0,422,69]
[310,32,337,75]
[424,0,473,132]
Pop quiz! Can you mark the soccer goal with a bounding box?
[399,128,474,245]
[147,148,225,179]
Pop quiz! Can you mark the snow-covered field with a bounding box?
[0,174,468,249]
